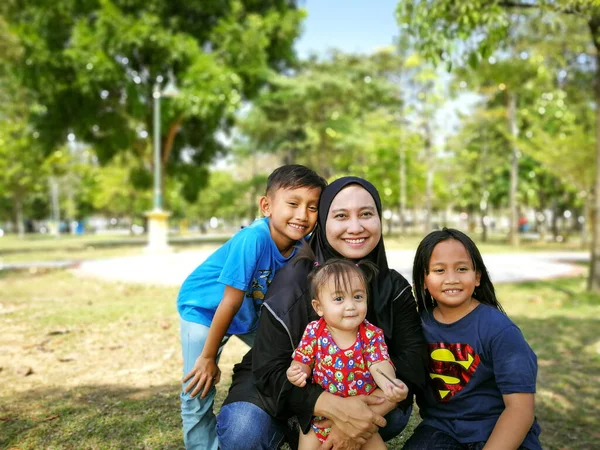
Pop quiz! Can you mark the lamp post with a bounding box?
[146,75,179,253]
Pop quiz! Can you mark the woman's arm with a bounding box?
[387,275,428,409]
[483,393,535,450]
[252,306,323,422]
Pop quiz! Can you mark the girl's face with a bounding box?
[325,185,381,260]
[424,239,481,313]
[312,272,368,334]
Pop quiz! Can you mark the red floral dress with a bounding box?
[292,318,392,442]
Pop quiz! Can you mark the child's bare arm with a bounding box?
[483,393,535,450]
[182,286,245,399]
[370,361,408,404]
[286,360,311,387]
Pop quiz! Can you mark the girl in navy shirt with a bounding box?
[405,228,542,450]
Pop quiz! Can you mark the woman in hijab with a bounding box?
[217,177,427,450]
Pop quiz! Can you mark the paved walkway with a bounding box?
[76,250,589,286]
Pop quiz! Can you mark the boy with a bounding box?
[177,164,326,450]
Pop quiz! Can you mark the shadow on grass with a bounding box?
[1,315,598,450]
[513,315,600,450]
[1,383,183,450]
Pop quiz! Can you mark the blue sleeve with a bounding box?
[217,228,268,292]
[490,325,537,394]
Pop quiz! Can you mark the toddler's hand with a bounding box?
[286,363,308,387]
[382,378,408,404]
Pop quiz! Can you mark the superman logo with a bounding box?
[427,342,480,402]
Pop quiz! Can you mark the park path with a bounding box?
[76,250,589,287]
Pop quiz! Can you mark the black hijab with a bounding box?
[310,177,395,333]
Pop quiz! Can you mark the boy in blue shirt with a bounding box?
[177,164,327,450]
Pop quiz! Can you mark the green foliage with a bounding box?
[89,153,152,218]
[239,51,404,178]
[0,22,49,226]
[3,0,304,205]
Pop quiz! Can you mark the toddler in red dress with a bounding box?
[287,257,408,449]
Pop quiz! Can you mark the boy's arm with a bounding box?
[183,285,245,399]
[482,393,535,450]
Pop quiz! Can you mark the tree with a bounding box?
[0,14,49,236]
[3,0,304,204]
[398,0,600,290]
[238,51,404,178]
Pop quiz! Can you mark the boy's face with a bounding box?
[260,186,321,255]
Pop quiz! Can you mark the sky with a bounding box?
[295,0,401,58]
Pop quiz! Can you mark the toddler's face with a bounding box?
[312,272,367,333]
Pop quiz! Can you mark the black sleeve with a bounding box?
[388,276,428,411]
[252,307,322,431]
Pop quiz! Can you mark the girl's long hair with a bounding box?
[412,228,504,314]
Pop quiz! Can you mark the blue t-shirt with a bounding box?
[177,218,295,335]
[419,304,542,450]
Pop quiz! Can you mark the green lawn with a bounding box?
[1,267,598,449]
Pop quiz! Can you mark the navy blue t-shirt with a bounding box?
[419,304,542,449]
[177,218,295,335]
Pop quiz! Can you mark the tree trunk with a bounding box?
[14,195,25,238]
[588,17,600,291]
[399,146,407,234]
[424,122,433,234]
[551,197,559,241]
[582,196,590,250]
[480,139,489,242]
[508,91,520,246]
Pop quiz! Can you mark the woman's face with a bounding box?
[325,185,382,260]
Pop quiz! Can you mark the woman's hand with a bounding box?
[286,361,310,387]
[381,378,408,404]
[318,425,362,450]
[182,355,221,399]
[314,394,386,445]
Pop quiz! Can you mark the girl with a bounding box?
[287,256,408,449]
[404,228,542,450]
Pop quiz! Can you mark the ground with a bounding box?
[0,254,599,449]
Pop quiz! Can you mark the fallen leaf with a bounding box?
[58,357,74,362]
[42,414,59,421]
[160,320,171,329]
[23,339,50,350]
[0,417,10,421]
[17,367,34,376]
[47,330,70,336]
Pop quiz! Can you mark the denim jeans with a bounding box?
[217,401,287,450]
[217,400,412,450]
[179,318,255,450]
[402,424,530,450]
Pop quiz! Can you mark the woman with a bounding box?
[217,177,427,449]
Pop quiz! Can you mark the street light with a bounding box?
[146,74,180,252]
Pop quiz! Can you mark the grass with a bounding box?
[1,267,599,449]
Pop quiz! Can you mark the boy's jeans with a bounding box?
[179,318,255,450]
